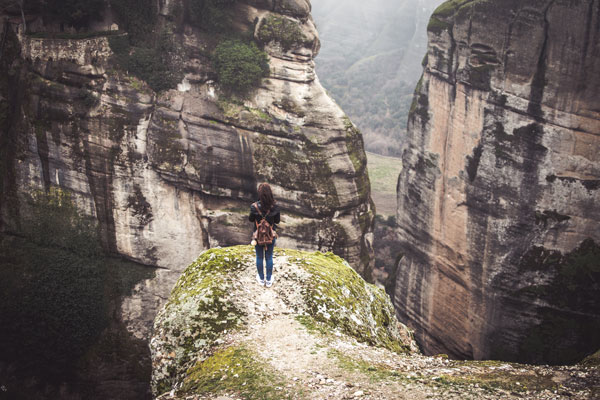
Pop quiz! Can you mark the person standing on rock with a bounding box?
[249,183,280,288]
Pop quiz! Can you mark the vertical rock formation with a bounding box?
[393,0,600,364]
[0,0,374,339]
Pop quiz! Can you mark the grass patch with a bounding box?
[26,30,123,40]
[435,370,558,393]
[295,314,332,336]
[329,349,401,382]
[366,152,402,196]
[366,151,402,216]
[329,350,560,394]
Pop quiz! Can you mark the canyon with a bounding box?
[1,0,599,398]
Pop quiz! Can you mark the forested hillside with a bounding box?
[312,0,444,155]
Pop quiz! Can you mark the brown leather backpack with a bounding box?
[252,202,274,247]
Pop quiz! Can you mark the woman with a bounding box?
[249,183,280,287]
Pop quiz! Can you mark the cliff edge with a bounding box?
[150,246,599,399]
[393,0,600,364]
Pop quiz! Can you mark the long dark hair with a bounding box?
[258,183,275,211]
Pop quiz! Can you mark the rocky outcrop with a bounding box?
[150,246,599,400]
[0,0,374,340]
[150,246,417,397]
[393,0,600,364]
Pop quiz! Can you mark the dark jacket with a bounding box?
[249,201,280,232]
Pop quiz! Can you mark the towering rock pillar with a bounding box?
[394,0,600,364]
[1,0,374,338]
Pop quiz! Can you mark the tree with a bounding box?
[44,0,105,29]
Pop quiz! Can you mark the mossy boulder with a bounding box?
[150,246,417,397]
[580,350,600,368]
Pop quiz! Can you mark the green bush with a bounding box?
[109,31,183,92]
[188,0,236,32]
[257,14,307,51]
[110,0,158,45]
[212,39,270,94]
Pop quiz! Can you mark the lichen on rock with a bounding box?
[150,245,417,397]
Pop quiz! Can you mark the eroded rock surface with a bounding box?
[0,0,374,340]
[150,246,599,400]
[393,0,600,363]
[150,246,417,396]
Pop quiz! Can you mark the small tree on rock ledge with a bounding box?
[212,38,270,95]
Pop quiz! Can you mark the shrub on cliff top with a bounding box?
[109,31,183,92]
[257,14,307,51]
[188,0,236,32]
[432,0,474,18]
[212,39,270,94]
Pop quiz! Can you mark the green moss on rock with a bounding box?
[286,249,412,354]
[182,345,293,399]
[152,248,251,394]
[252,135,340,213]
[432,0,476,18]
[427,17,453,35]
[152,246,414,396]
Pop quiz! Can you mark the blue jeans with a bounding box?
[255,239,275,281]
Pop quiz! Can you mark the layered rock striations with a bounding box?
[0,0,374,339]
[393,0,600,363]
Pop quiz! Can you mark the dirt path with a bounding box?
[159,253,599,400]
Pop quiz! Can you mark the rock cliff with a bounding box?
[393,0,600,364]
[150,246,599,400]
[0,0,374,340]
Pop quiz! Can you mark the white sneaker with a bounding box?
[265,276,274,288]
[256,273,265,286]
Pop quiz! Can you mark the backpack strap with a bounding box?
[253,202,271,221]
[252,202,263,219]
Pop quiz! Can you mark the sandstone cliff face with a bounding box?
[393,0,600,363]
[0,0,374,339]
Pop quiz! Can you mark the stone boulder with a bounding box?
[150,246,417,397]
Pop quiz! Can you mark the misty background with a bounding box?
[312,0,445,156]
